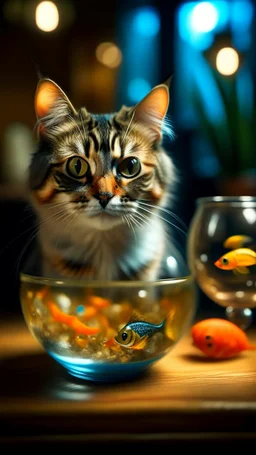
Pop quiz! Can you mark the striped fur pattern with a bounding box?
[28,78,177,280]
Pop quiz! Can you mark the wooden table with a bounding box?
[1,315,256,448]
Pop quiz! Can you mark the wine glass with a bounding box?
[187,196,256,330]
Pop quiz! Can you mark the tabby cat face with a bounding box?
[29,78,175,231]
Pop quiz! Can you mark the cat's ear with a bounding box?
[132,78,171,141]
[35,78,77,132]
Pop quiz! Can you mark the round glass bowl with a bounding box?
[19,273,196,383]
[187,196,256,329]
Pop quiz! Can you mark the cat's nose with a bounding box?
[94,192,113,209]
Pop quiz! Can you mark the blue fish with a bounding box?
[114,310,175,350]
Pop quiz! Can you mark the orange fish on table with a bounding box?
[214,248,256,275]
[191,318,256,359]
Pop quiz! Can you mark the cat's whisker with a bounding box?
[21,201,69,223]
[123,214,136,242]
[123,214,131,231]
[14,212,72,278]
[40,207,70,226]
[12,225,42,279]
[136,208,184,254]
[138,204,187,237]
[23,203,36,214]
[121,215,131,234]
[18,209,37,223]
[54,211,77,249]
[129,215,141,229]
[126,215,137,242]
[121,215,125,226]
[14,205,78,277]
[63,211,78,232]
[42,201,69,209]
[14,208,68,263]
[138,200,188,233]
[17,208,70,264]
[0,216,41,260]
[132,211,152,228]
[129,214,143,229]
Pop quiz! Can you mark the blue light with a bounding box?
[128,78,151,104]
[132,7,160,37]
[178,1,230,49]
[233,30,252,51]
[190,2,219,32]
[191,31,214,51]
[194,154,221,177]
[237,66,254,118]
[231,1,254,30]
[192,138,221,177]
[178,2,218,50]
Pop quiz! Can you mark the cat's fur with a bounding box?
[27,77,177,281]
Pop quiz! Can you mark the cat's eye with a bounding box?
[117,157,141,179]
[66,157,89,179]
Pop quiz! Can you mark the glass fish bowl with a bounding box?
[187,196,256,330]
[19,247,196,383]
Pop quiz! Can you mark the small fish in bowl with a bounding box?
[114,309,177,350]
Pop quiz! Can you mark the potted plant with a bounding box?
[192,44,256,196]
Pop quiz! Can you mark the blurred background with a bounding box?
[0,0,255,317]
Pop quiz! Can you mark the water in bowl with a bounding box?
[20,275,195,382]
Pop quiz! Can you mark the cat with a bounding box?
[25,76,180,281]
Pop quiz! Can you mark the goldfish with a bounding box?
[86,295,111,309]
[191,318,256,359]
[214,248,256,275]
[223,235,253,250]
[114,310,175,350]
[48,301,100,336]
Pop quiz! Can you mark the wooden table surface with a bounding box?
[1,314,256,448]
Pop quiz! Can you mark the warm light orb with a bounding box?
[216,47,239,76]
[96,42,122,69]
[35,1,59,32]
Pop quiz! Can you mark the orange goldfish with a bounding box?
[87,295,111,309]
[223,235,253,250]
[214,248,256,275]
[48,301,100,336]
[192,318,256,359]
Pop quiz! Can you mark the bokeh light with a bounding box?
[127,78,151,103]
[35,1,59,32]
[96,42,122,69]
[216,47,239,76]
[132,6,160,37]
[190,2,219,32]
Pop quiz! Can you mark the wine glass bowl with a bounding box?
[187,196,256,330]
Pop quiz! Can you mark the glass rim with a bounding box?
[196,196,256,205]
[20,272,193,288]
